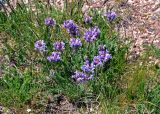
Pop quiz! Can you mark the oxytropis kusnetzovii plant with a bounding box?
[35,14,115,82]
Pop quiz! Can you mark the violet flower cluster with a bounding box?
[69,38,82,48]
[72,71,93,82]
[97,45,112,63]
[47,52,61,62]
[45,17,56,26]
[81,58,94,73]
[104,11,117,22]
[82,45,112,70]
[53,41,65,51]
[63,20,79,36]
[92,56,103,66]
[34,40,46,52]
[84,26,101,42]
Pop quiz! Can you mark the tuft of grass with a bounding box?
[0,67,37,108]
[98,51,159,113]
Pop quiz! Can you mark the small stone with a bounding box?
[27,109,31,112]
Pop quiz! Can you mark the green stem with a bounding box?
[45,26,52,50]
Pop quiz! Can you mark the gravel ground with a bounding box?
[119,0,160,58]
[80,0,160,64]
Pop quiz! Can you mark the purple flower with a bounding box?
[63,20,74,29]
[67,26,79,36]
[98,45,106,51]
[63,20,79,36]
[34,40,46,51]
[92,56,103,66]
[53,41,65,51]
[72,71,93,82]
[98,50,112,62]
[47,52,61,62]
[84,15,92,23]
[45,17,56,26]
[104,11,117,22]
[69,38,82,48]
[81,58,94,73]
[84,26,101,42]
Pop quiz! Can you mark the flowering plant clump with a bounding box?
[104,11,117,22]
[53,41,65,51]
[63,20,79,36]
[84,26,101,42]
[44,17,56,26]
[34,17,113,83]
[34,40,46,52]
[0,2,138,111]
